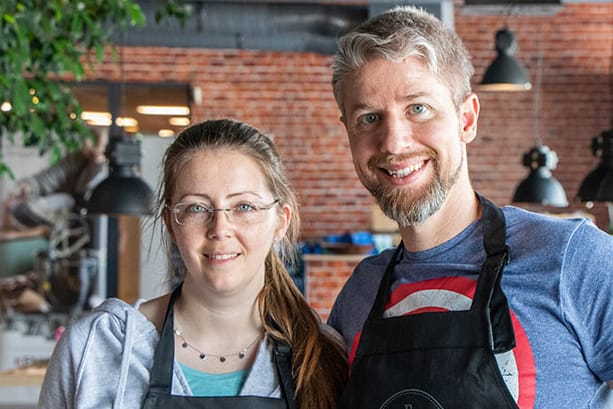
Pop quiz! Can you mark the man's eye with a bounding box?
[358,113,379,125]
[234,203,257,213]
[410,104,428,115]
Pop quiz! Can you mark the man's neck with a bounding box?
[398,186,481,252]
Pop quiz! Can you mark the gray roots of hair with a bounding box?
[331,5,475,114]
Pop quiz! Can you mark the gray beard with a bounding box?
[367,153,463,227]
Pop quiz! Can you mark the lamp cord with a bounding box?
[533,30,544,147]
[119,30,127,127]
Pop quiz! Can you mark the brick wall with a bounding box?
[303,255,363,321]
[85,2,613,237]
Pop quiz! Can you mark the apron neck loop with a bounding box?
[272,342,297,409]
[148,284,183,393]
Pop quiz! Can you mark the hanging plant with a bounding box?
[0,0,190,178]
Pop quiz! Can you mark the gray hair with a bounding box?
[331,5,474,113]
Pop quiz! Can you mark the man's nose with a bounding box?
[377,116,415,155]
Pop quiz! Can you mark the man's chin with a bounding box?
[373,184,447,227]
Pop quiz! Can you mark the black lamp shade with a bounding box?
[480,28,532,92]
[595,170,613,202]
[577,128,613,203]
[513,167,568,207]
[85,135,155,215]
[481,54,532,91]
[87,174,154,215]
[577,164,609,202]
[512,145,568,207]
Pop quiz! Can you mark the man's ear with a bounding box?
[460,93,480,144]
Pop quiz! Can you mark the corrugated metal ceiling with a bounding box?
[121,1,450,54]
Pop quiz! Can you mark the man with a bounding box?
[5,126,108,229]
[327,6,613,408]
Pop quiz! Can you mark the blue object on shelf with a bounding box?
[350,231,374,246]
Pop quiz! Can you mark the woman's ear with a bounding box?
[460,93,480,144]
[162,207,176,243]
[275,203,291,241]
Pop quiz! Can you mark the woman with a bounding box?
[38,119,348,408]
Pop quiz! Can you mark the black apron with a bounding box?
[142,285,296,409]
[338,196,519,409]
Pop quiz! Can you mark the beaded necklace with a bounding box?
[174,329,262,363]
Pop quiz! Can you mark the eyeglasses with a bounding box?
[167,199,279,226]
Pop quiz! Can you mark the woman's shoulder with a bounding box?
[63,297,159,348]
[40,298,161,409]
[137,293,171,334]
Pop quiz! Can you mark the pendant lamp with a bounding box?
[577,127,613,203]
[480,27,532,92]
[85,128,155,215]
[81,34,155,302]
[85,33,154,216]
[511,33,567,207]
[512,145,568,207]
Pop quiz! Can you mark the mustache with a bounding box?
[367,151,435,171]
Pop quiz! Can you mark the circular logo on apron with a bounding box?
[379,389,444,409]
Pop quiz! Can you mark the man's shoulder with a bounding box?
[502,205,597,240]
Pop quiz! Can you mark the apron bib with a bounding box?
[142,285,296,409]
[338,196,519,409]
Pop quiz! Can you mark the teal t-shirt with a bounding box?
[179,362,248,397]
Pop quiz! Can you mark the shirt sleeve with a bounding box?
[38,319,80,409]
[560,220,613,383]
[38,301,156,408]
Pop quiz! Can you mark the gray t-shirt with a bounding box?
[329,206,613,408]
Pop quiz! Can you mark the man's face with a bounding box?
[340,57,477,226]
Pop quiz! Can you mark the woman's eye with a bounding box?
[187,203,208,213]
[358,113,379,125]
[235,203,256,213]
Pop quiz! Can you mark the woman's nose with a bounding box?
[206,210,232,239]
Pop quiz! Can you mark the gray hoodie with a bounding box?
[38,298,281,409]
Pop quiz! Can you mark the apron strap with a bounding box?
[366,243,404,320]
[147,284,182,394]
[472,195,514,353]
[272,341,297,409]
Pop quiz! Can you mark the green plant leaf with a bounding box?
[0,0,191,177]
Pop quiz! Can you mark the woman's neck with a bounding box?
[175,285,262,336]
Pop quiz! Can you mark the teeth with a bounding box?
[208,253,237,260]
[387,162,423,178]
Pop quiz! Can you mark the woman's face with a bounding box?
[164,149,290,298]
